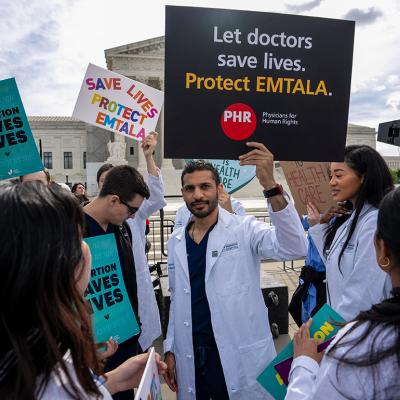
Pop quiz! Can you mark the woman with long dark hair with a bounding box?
[286,186,400,399]
[306,145,393,320]
[0,182,166,399]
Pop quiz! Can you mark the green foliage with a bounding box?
[390,169,400,184]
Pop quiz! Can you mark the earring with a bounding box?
[379,256,391,268]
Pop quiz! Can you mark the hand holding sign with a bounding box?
[293,319,324,363]
[306,202,321,226]
[141,131,158,176]
[99,337,119,360]
[107,350,167,395]
[238,142,276,189]
[141,131,158,158]
[257,304,345,399]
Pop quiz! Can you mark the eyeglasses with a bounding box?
[119,198,139,216]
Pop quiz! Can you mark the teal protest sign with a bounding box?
[84,234,140,344]
[0,78,43,180]
[185,159,256,194]
[257,304,345,399]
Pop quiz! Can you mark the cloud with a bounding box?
[349,72,400,129]
[343,7,383,26]
[386,92,400,112]
[285,0,323,13]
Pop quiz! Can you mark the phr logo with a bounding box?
[220,103,257,141]
[223,110,252,123]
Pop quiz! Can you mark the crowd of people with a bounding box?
[0,133,399,400]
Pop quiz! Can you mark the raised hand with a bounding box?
[141,131,158,158]
[239,142,275,189]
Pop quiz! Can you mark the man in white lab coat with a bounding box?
[163,142,307,399]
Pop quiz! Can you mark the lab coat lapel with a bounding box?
[175,229,190,281]
[205,208,231,282]
[328,202,374,257]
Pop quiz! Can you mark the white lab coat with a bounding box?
[38,352,112,399]
[285,320,398,399]
[164,201,307,399]
[174,197,246,230]
[127,171,166,351]
[309,202,391,321]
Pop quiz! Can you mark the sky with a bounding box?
[1,0,400,156]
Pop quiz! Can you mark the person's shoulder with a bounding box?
[330,320,396,357]
[82,212,99,237]
[175,204,189,216]
[38,354,110,399]
[357,205,378,230]
[170,225,185,240]
[218,207,253,229]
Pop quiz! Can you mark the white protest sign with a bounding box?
[134,348,163,400]
[73,63,164,141]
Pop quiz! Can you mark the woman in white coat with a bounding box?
[307,145,393,321]
[285,186,400,400]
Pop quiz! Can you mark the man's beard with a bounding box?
[187,196,218,218]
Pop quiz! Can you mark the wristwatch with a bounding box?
[263,184,283,198]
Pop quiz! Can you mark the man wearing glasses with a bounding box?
[83,163,149,400]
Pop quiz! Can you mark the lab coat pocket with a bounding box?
[215,282,250,297]
[238,338,271,388]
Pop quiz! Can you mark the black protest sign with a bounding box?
[378,119,400,148]
[164,6,354,161]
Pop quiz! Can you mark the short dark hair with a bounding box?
[181,160,221,186]
[99,165,149,200]
[71,182,85,193]
[96,163,114,184]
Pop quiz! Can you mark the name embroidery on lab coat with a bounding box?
[221,242,239,254]
[340,241,355,252]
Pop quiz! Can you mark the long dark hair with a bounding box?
[0,182,102,399]
[327,187,400,399]
[323,145,393,269]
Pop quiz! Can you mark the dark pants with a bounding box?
[193,336,229,400]
[104,336,142,400]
